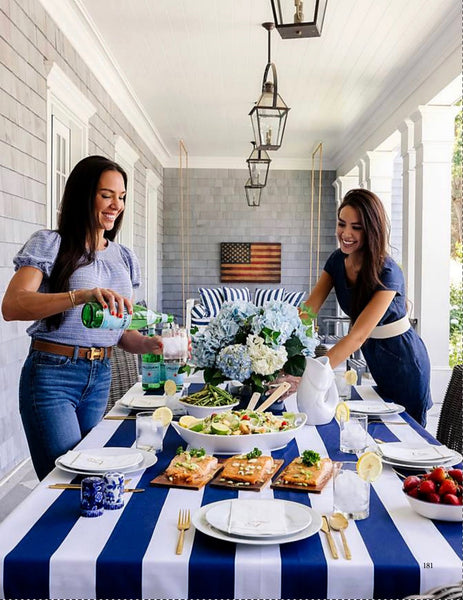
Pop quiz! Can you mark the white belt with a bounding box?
[369,315,410,339]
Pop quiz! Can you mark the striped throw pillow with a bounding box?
[284,290,306,307]
[254,287,286,306]
[222,286,251,302]
[198,287,224,317]
[190,303,211,326]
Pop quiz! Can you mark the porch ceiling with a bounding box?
[72,0,461,170]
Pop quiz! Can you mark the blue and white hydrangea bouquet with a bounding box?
[190,300,319,393]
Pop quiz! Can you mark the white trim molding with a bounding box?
[39,0,170,166]
[46,62,96,123]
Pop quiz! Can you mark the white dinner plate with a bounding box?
[55,447,157,475]
[193,500,322,546]
[205,498,312,538]
[379,449,462,470]
[346,401,405,415]
[378,442,457,463]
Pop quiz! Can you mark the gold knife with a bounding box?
[48,483,144,492]
[321,515,339,559]
[104,415,137,420]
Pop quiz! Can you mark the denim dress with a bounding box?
[324,250,432,426]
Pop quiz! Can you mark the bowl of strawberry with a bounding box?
[402,467,463,521]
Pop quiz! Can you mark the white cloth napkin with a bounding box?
[346,400,397,414]
[227,500,288,536]
[123,395,164,408]
[60,450,144,470]
[378,442,454,462]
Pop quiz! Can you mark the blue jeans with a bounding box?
[19,345,111,480]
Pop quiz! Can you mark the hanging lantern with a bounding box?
[245,179,263,207]
[246,141,271,187]
[270,0,328,39]
[249,23,290,151]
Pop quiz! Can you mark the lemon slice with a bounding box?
[356,451,383,482]
[344,369,357,385]
[164,379,177,396]
[152,406,173,427]
[178,415,199,429]
[335,401,350,423]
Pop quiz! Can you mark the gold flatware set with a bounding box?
[321,514,352,560]
[49,483,144,492]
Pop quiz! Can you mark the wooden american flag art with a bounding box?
[220,242,281,283]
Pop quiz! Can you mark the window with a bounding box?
[115,136,139,249]
[46,63,96,229]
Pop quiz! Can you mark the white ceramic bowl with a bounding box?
[404,492,462,522]
[177,398,240,419]
[171,412,307,455]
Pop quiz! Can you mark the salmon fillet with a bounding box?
[280,457,332,487]
[165,452,218,486]
[220,454,275,485]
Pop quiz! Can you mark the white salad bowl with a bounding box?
[177,398,240,419]
[171,412,307,455]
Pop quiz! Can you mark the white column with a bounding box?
[362,150,396,219]
[332,171,360,207]
[399,119,416,309]
[411,104,459,399]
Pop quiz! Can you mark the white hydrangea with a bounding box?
[246,334,288,376]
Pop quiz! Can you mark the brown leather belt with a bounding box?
[32,339,112,361]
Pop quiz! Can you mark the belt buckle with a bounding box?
[87,347,104,361]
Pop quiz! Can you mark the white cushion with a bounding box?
[222,286,251,302]
[198,287,224,317]
[254,287,286,306]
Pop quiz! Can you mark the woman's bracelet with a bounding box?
[68,289,76,309]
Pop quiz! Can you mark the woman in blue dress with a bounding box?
[302,188,432,426]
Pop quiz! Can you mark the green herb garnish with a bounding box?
[188,447,206,458]
[246,447,262,460]
[301,450,321,467]
[176,446,185,455]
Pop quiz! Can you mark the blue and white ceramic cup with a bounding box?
[80,476,105,517]
[103,471,125,510]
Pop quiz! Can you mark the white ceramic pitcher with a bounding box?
[296,355,339,425]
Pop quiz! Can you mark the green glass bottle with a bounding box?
[81,302,174,330]
[142,327,163,390]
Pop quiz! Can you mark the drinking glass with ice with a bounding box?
[136,411,164,453]
[339,413,368,454]
[333,461,370,520]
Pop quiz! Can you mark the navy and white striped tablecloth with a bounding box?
[0,386,461,600]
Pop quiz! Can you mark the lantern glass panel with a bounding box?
[271,0,328,39]
[245,179,263,207]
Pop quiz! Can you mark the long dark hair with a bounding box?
[339,188,390,322]
[46,155,127,330]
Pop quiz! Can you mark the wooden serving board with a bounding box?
[149,463,223,491]
[209,459,284,492]
[271,461,334,493]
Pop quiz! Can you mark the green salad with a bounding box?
[186,409,297,436]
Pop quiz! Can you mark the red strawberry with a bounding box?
[441,493,462,506]
[448,469,463,484]
[403,476,420,492]
[419,480,436,495]
[439,479,457,496]
[407,486,420,498]
[429,467,447,483]
[424,492,441,504]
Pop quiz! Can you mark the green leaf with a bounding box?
[284,334,305,358]
[284,354,306,377]
[203,367,226,386]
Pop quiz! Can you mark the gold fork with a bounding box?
[176,509,191,555]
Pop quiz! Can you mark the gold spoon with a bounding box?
[329,513,351,560]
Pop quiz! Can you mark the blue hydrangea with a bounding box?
[251,300,301,345]
[216,344,252,381]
